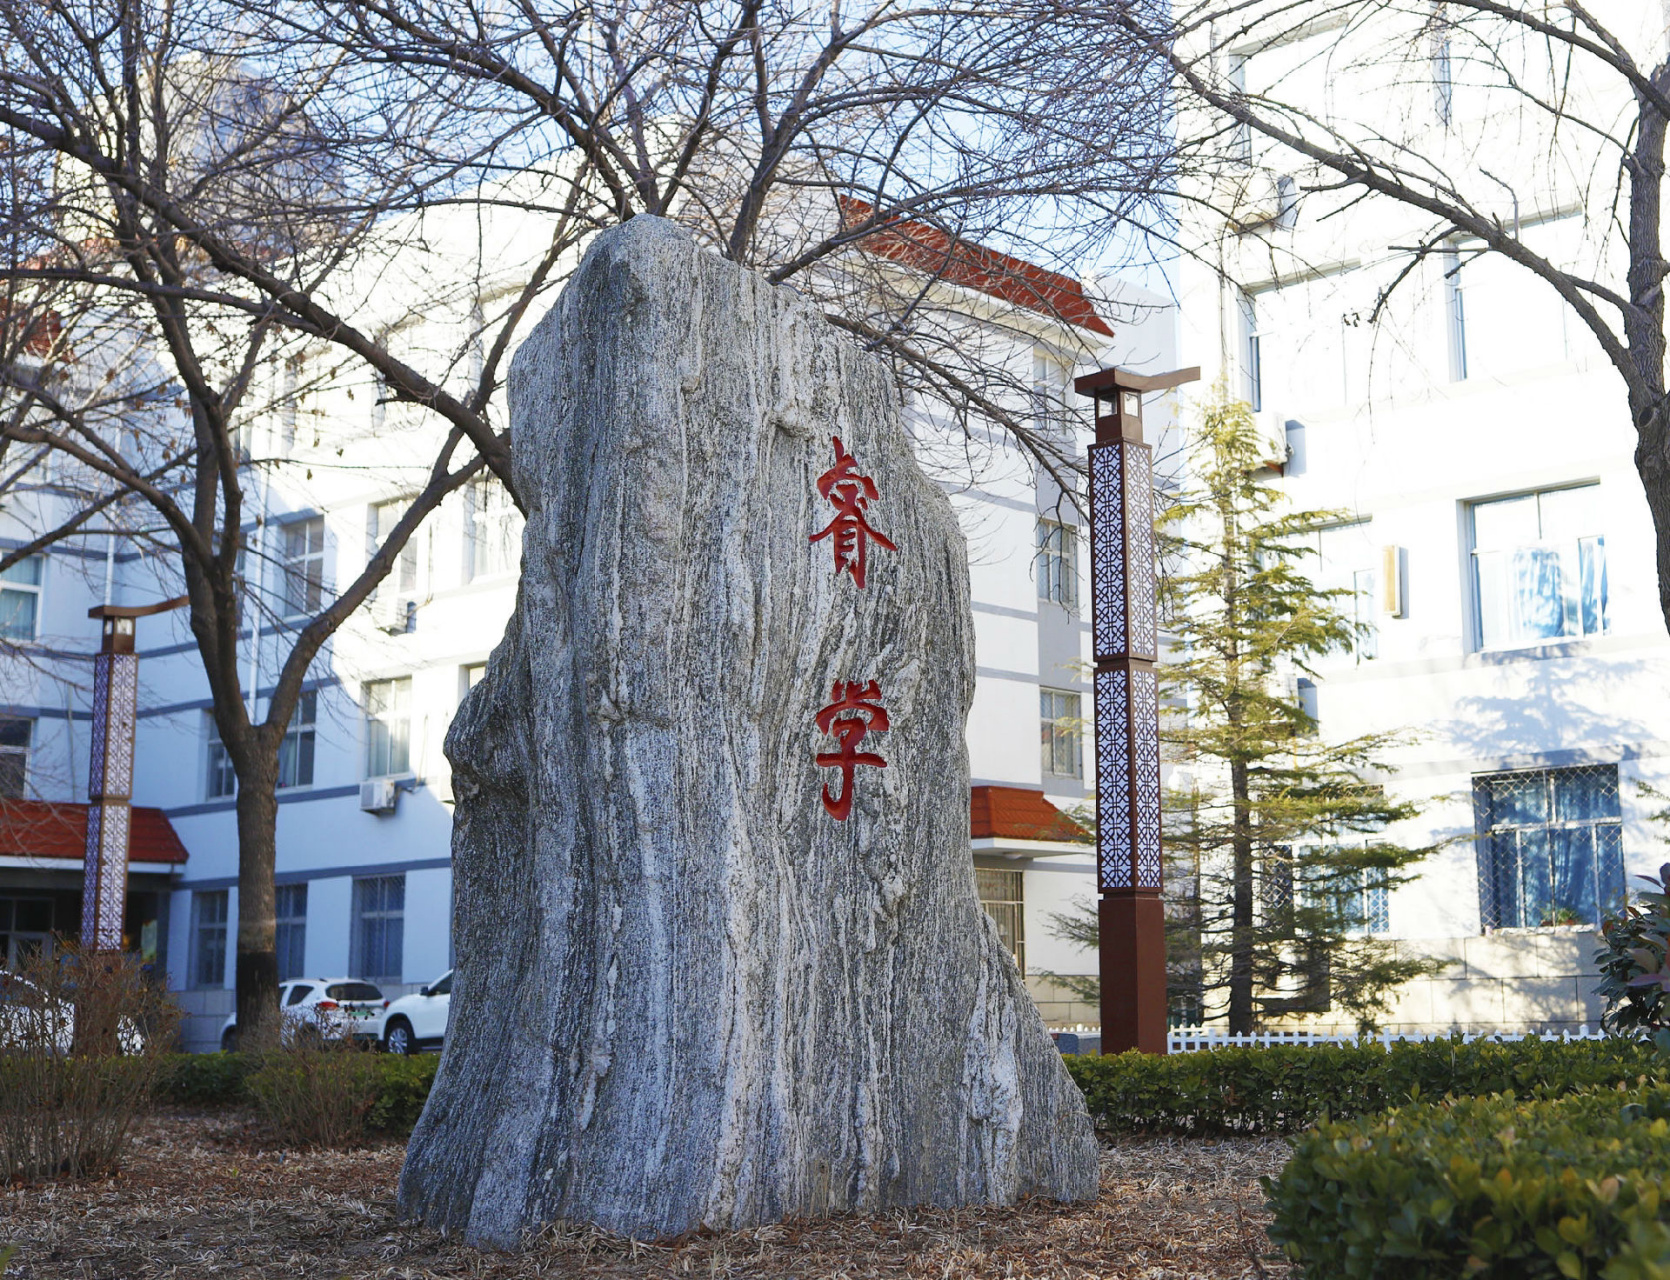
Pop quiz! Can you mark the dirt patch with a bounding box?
[0,1111,1290,1278]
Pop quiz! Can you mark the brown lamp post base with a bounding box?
[1099,891,1168,1055]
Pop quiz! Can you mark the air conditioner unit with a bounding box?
[1221,167,1284,230]
[359,778,398,814]
[374,594,417,635]
[1251,409,1292,473]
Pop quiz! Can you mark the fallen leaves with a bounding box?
[0,1111,1290,1279]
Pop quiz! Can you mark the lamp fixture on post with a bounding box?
[81,596,187,952]
[1072,364,1199,1055]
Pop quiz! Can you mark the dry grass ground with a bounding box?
[0,1111,1291,1279]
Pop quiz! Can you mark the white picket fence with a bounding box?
[1166,1024,1609,1053]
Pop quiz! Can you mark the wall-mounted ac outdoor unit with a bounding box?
[374,595,417,635]
[1251,409,1292,474]
[359,778,398,814]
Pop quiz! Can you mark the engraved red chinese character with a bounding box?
[809,436,896,588]
[814,679,889,820]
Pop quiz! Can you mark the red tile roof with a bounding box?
[0,800,189,864]
[838,196,1114,337]
[970,786,1089,843]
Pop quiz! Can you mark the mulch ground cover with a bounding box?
[1,1110,1290,1279]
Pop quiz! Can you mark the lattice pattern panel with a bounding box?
[1095,668,1132,889]
[1131,668,1162,889]
[1124,442,1157,661]
[87,654,138,801]
[1089,442,1127,661]
[81,803,131,950]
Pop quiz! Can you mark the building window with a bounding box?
[1471,485,1607,650]
[464,477,521,581]
[1445,249,1467,381]
[368,498,418,597]
[205,714,236,800]
[1227,55,1252,161]
[1310,521,1378,663]
[1040,688,1084,779]
[1358,870,1391,935]
[0,554,43,641]
[1240,293,1263,411]
[364,677,411,778]
[1030,350,1072,438]
[275,882,307,981]
[462,663,487,696]
[1432,31,1453,125]
[1474,765,1623,929]
[281,517,326,618]
[277,691,315,790]
[1035,519,1079,611]
[0,716,31,798]
[191,890,229,989]
[976,868,1025,974]
[353,875,404,984]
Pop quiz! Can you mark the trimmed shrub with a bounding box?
[246,1036,383,1148]
[1065,1036,1663,1135]
[155,1050,262,1105]
[1265,1086,1670,1278]
[155,1048,439,1136]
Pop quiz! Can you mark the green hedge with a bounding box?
[1266,1086,1670,1278]
[154,1051,439,1132]
[1064,1037,1664,1135]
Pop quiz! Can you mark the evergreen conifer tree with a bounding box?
[1049,392,1446,1034]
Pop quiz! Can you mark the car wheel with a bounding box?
[384,1017,415,1056]
[221,1028,238,1053]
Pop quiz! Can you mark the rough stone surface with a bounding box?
[398,216,1098,1246]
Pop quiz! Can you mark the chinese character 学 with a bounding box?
[810,436,896,588]
[815,680,889,820]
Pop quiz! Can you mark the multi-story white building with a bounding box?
[1174,6,1670,1033]
[0,207,1178,1049]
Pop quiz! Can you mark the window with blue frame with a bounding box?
[1471,485,1607,650]
[1474,765,1624,929]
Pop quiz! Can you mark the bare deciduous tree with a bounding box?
[1114,0,1670,632]
[0,0,1173,1045]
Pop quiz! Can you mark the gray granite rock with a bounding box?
[398,215,1098,1246]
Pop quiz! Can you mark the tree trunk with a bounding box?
[1227,757,1255,1035]
[399,216,1097,1245]
[233,754,280,1052]
[1627,78,1670,637]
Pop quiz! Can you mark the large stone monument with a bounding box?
[399,216,1098,1246]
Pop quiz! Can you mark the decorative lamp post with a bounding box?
[1071,365,1199,1054]
[82,597,185,952]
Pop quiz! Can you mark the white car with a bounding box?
[1,971,146,1053]
[380,969,451,1055]
[219,977,386,1051]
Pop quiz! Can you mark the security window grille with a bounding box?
[281,517,326,617]
[353,875,404,984]
[976,868,1025,974]
[1035,519,1079,611]
[0,716,31,798]
[364,678,411,778]
[465,477,522,581]
[0,554,42,641]
[275,883,307,981]
[368,499,418,596]
[1039,689,1083,779]
[276,691,316,790]
[205,714,236,800]
[1474,765,1624,929]
[1472,485,1607,650]
[192,890,228,989]
[1263,846,1390,936]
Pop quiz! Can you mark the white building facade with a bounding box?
[1174,5,1670,1033]
[0,212,1178,1049]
